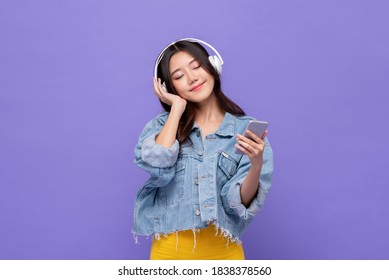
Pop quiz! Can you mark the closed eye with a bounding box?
[172,61,201,80]
[174,75,184,80]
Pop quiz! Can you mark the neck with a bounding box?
[194,94,224,125]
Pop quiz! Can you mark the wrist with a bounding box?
[171,102,186,115]
[250,161,263,173]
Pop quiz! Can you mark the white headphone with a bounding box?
[153,38,224,91]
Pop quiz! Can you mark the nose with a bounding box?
[187,71,198,84]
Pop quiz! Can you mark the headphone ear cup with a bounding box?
[208,55,222,74]
[161,82,167,92]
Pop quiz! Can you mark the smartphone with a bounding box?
[234,120,269,154]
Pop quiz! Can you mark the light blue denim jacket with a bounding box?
[133,111,273,243]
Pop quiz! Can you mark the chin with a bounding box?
[190,94,214,104]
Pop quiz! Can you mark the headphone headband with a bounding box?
[153,38,224,78]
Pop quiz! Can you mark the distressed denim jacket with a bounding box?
[133,111,273,243]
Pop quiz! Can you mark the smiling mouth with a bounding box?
[191,82,204,91]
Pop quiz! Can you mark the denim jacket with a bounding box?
[133,111,273,243]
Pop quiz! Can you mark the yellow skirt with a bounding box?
[150,225,245,260]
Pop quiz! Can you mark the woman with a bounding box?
[133,38,273,259]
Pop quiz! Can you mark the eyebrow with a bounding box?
[170,58,197,76]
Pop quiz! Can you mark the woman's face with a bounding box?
[169,51,215,104]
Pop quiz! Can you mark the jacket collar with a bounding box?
[215,112,235,137]
[192,112,236,137]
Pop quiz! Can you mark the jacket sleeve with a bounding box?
[221,137,274,220]
[134,113,180,188]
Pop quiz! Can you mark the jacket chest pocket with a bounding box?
[217,151,238,184]
[158,156,186,206]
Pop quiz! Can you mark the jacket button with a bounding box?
[196,130,200,137]
[195,210,201,216]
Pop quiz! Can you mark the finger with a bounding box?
[153,77,160,94]
[157,78,164,92]
[157,78,170,99]
[235,143,251,155]
[153,78,164,98]
[244,130,262,144]
[237,133,261,149]
[261,130,268,140]
[236,138,256,154]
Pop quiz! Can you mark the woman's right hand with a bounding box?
[153,78,187,114]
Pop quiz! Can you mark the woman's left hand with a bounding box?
[235,130,268,170]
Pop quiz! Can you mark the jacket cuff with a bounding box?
[226,180,268,220]
[141,133,179,168]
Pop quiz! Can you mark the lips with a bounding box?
[191,82,204,91]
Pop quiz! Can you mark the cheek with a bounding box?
[203,72,215,86]
[208,78,215,88]
[172,80,186,95]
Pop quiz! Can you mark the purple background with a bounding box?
[1,0,388,260]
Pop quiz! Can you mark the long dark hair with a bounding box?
[156,40,245,143]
